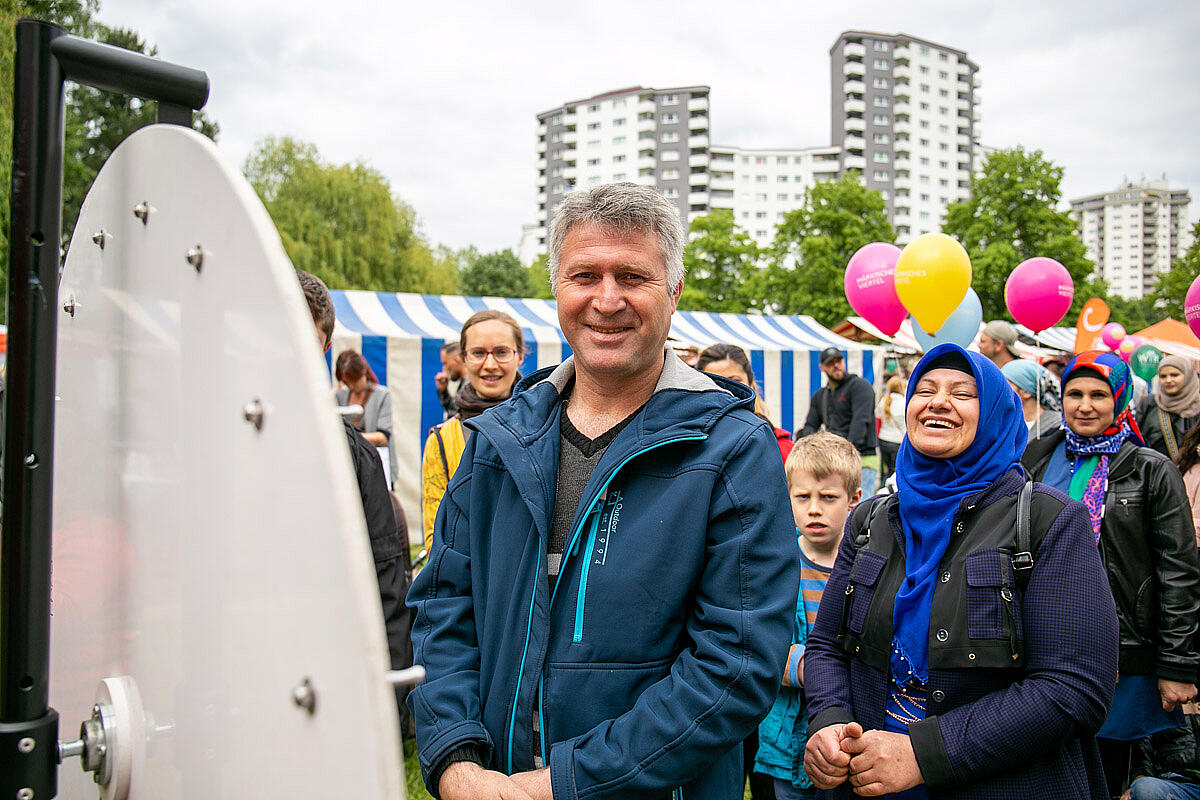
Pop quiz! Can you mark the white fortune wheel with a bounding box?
[50,124,406,800]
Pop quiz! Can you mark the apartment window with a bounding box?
[873,96,890,107]
[939,52,948,61]
[919,65,929,74]
[919,120,929,129]
[756,175,768,183]
[794,156,804,164]
[873,114,889,124]
[661,168,680,179]
[921,193,930,201]
[919,175,930,184]
[919,137,930,146]
[794,193,804,200]
[586,158,600,167]
[940,196,949,205]
[778,175,789,182]
[755,211,767,219]
[661,94,679,105]
[939,142,949,151]
[939,88,949,97]
[551,166,564,177]
[613,118,626,126]
[742,211,750,219]
[755,156,767,164]
[661,131,680,142]
[874,133,890,143]
[587,139,600,147]
[587,176,601,185]
[873,152,890,162]
[613,172,626,180]
[939,178,949,186]
[874,58,889,69]
[755,193,768,201]
[587,104,600,112]
[920,83,930,93]
[794,175,805,182]
[612,154,625,163]
[873,170,890,181]
[741,156,750,164]
[939,124,949,133]
[921,211,931,220]
[756,230,767,238]
[587,122,601,130]
[663,188,679,198]
[873,77,889,88]
[920,156,930,165]
[777,193,788,201]
[939,160,949,168]
[939,106,949,115]
[920,46,930,55]
[662,112,679,123]
[874,40,890,51]
[777,156,788,164]
[613,99,626,108]
[661,150,680,161]
[613,136,626,145]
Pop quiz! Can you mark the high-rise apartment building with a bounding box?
[708,145,842,247]
[829,31,980,242]
[529,86,711,255]
[1070,179,1193,299]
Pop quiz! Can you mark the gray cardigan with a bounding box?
[336,383,395,486]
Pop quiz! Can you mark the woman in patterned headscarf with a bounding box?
[1023,350,1200,799]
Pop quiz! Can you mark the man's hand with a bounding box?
[439,761,535,800]
[804,721,859,789]
[510,768,553,800]
[842,729,923,796]
[1159,678,1197,712]
[435,371,449,392]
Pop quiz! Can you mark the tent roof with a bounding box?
[330,291,875,353]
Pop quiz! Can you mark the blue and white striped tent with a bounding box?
[329,291,881,543]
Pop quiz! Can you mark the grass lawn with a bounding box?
[402,739,754,799]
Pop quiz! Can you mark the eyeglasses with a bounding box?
[465,346,518,365]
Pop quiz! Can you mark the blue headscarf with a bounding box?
[892,343,1028,686]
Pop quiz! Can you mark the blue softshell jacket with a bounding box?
[407,351,799,800]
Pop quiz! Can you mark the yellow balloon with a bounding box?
[894,233,972,335]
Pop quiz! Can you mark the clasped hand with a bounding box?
[804,722,923,796]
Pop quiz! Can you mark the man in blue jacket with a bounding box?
[407,182,799,800]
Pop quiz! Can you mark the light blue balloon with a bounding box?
[912,288,982,351]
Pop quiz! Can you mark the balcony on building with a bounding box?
[688,152,710,167]
[537,191,547,205]
[894,211,912,226]
[689,170,709,187]
[894,64,911,83]
[845,79,866,94]
[688,134,709,149]
[562,113,577,128]
[956,97,971,112]
[537,174,547,189]
[537,123,547,137]
[710,192,735,210]
[893,99,910,115]
[845,116,866,132]
[844,134,866,151]
[844,154,866,170]
[895,155,911,170]
[537,140,547,155]
[973,75,982,89]
[638,98,656,115]
[894,119,912,136]
[637,155,656,170]
[844,61,865,77]
[711,175,735,192]
[892,44,909,63]
[844,98,866,113]
[843,41,866,58]
[637,117,656,133]
[562,130,578,145]
[687,96,709,112]
[688,191,710,206]
[688,113,708,131]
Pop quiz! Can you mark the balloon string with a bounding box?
[1034,330,1042,439]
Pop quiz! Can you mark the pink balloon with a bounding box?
[1117,337,1138,362]
[1004,257,1073,333]
[1187,274,1200,340]
[844,242,906,336]
[1101,322,1126,350]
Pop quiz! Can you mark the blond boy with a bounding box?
[755,432,862,799]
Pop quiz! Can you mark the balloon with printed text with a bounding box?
[1186,274,1200,340]
[844,242,906,336]
[893,233,972,335]
[912,288,983,352]
[1004,257,1074,333]
[1130,344,1163,382]
[1100,322,1126,350]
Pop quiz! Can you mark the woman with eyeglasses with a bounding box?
[421,310,525,551]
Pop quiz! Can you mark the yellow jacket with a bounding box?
[420,416,467,552]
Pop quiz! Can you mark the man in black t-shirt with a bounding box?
[802,346,879,494]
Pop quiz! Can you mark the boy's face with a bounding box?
[789,469,860,548]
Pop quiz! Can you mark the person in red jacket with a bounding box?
[696,343,794,462]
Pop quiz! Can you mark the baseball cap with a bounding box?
[820,346,844,365]
[982,320,1021,358]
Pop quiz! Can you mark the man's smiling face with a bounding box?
[555,222,680,388]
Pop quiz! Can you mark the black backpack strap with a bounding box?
[433,424,450,482]
[853,494,891,548]
[1012,481,1035,591]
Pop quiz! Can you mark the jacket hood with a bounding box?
[462,347,759,542]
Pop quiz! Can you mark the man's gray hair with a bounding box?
[548,182,686,295]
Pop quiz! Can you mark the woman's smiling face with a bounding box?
[905,368,980,459]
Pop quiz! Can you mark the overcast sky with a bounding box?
[95,0,1200,254]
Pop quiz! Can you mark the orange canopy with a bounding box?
[1134,318,1200,348]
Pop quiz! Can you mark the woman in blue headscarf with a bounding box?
[1023,351,1200,798]
[803,343,1118,799]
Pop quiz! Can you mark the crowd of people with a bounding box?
[305,180,1198,800]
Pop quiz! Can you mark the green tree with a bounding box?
[943,147,1092,320]
[243,136,453,293]
[1148,221,1200,320]
[678,209,761,312]
[459,249,536,297]
[764,173,895,324]
[528,253,553,299]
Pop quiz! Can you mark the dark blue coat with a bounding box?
[407,353,798,800]
[805,471,1119,798]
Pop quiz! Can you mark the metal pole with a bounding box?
[0,17,67,799]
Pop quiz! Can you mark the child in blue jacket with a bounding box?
[756,432,861,799]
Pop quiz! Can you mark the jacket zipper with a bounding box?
[536,434,708,764]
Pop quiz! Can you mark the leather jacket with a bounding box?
[1024,430,1200,681]
[1137,395,1200,461]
